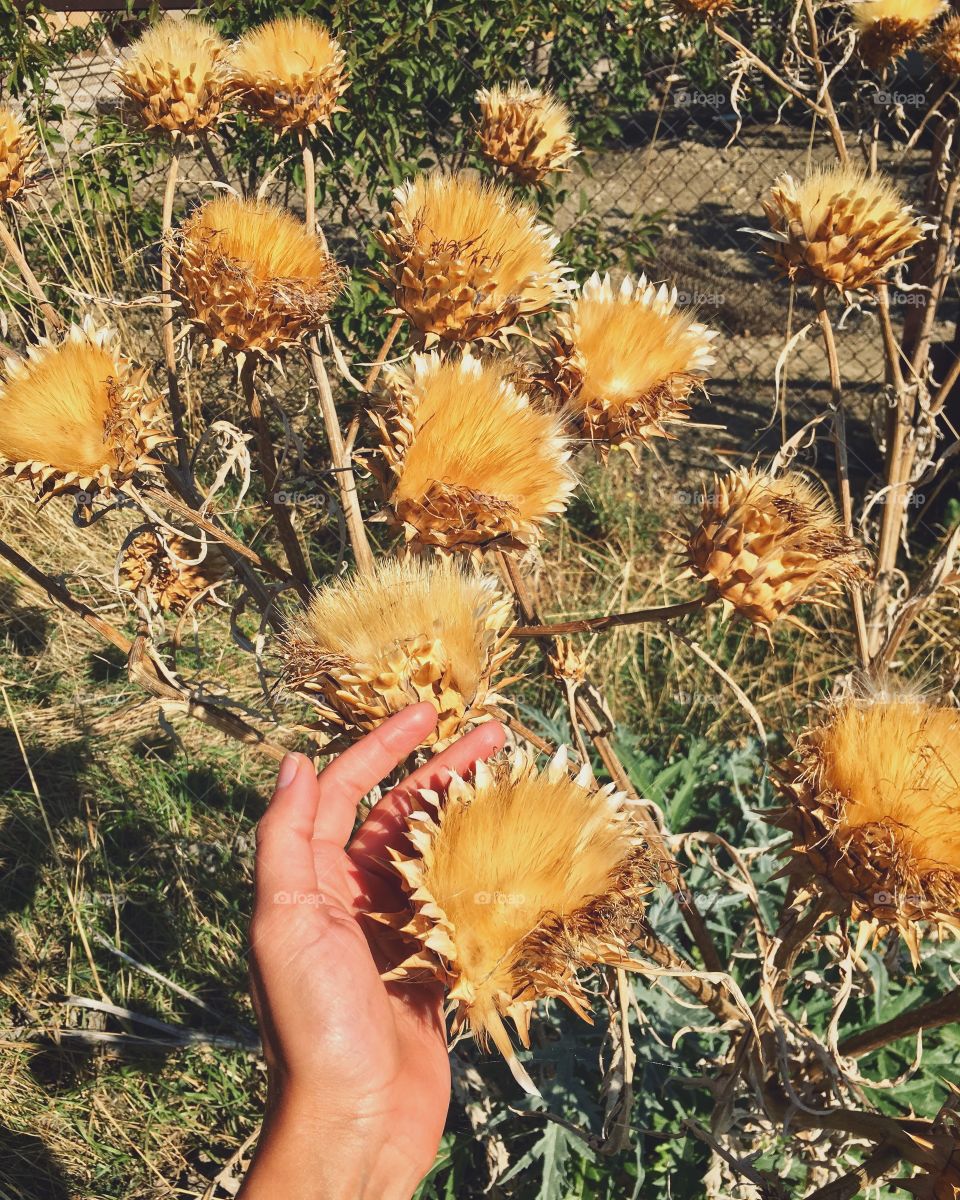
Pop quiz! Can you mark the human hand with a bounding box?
[238,703,505,1200]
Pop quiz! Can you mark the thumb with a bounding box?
[253,753,321,919]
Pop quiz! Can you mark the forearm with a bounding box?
[238,1094,423,1200]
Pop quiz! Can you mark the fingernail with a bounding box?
[276,753,300,790]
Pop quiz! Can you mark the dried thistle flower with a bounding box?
[229,16,348,134]
[116,17,228,137]
[376,170,568,343]
[175,196,345,359]
[542,271,716,461]
[475,83,577,185]
[373,745,657,1092]
[373,350,576,554]
[280,557,516,750]
[120,531,229,614]
[0,322,168,502]
[851,0,946,67]
[762,165,922,292]
[0,105,37,208]
[684,468,865,627]
[926,13,960,72]
[775,698,960,964]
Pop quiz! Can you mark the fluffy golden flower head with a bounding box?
[762,165,922,292]
[175,196,344,358]
[475,83,577,185]
[684,468,865,626]
[776,698,960,962]
[0,105,37,207]
[280,557,516,750]
[927,13,960,72]
[229,16,348,133]
[543,271,716,460]
[0,323,168,501]
[120,531,229,614]
[377,745,657,1092]
[374,350,577,554]
[376,170,568,343]
[852,0,946,66]
[116,17,228,136]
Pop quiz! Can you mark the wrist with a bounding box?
[238,1089,424,1200]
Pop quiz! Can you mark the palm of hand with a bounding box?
[248,704,505,1191]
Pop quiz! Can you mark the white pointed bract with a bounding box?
[279,557,517,750]
[775,698,960,964]
[475,83,577,185]
[373,349,577,554]
[684,468,865,627]
[542,271,716,460]
[0,322,168,502]
[116,17,229,137]
[376,170,568,343]
[374,745,657,1091]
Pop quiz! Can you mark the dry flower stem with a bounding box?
[300,138,375,575]
[364,315,404,392]
[160,145,190,474]
[0,213,63,334]
[710,21,827,117]
[306,340,375,573]
[512,595,710,638]
[794,1145,902,1200]
[837,984,960,1059]
[497,551,724,974]
[813,288,870,667]
[0,535,283,758]
[239,355,312,595]
[801,0,850,166]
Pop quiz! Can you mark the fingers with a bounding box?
[349,718,505,871]
[253,752,322,919]
[312,702,438,846]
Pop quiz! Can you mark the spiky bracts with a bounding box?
[376,171,568,343]
[374,745,657,1092]
[0,323,168,502]
[774,699,960,964]
[684,468,865,627]
[762,165,922,292]
[475,83,577,185]
[175,196,344,359]
[927,13,960,72]
[373,350,576,554]
[228,17,348,134]
[119,531,229,614]
[0,105,37,208]
[116,17,228,137]
[279,557,516,750]
[852,0,946,67]
[542,271,716,461]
